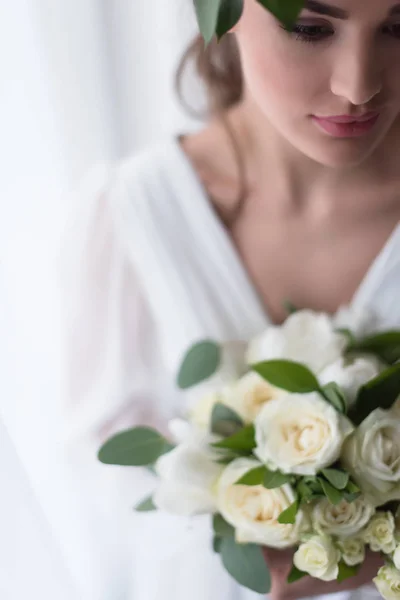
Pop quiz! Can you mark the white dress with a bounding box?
[61,137,400,600]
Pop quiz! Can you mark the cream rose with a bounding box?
[341,409,400,506]
[255,393,353,475]
[337,537,365,566]
[153,436,224,516]
[246,310,347,374]
[217,458,308,548]
[364,511,396,554]
[394,546,400,571]
[293,535,340,581]
[374,566,400,600]
[319,356,381,408]
[228,372,287,423]
[312,496,375,538]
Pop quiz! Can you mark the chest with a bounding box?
[230,212,399,324]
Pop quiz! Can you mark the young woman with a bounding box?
[63,1,400,598]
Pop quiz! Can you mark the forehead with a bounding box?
[302,0,400,18]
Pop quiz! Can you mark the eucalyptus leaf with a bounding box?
[212,403,244,437]
[263,468,293,489]
[287,564,307,584]
[213,514,235,538]
[221,537,271,593]
[213,424,256,453]
[256,0,304,29]
[319,478,344,505]
[321,468,349,490]
[213,536,222,553]
[98,427,173,467]
[194,0,222,44]
[321,382,347,414]
[337,561,359,583]
[348,331,400,365]
[216,0,244,39]
[134,496,157,512]
[177,340,221,389]
[278,500,298,525]
[236,466,266,486]
[252,360,320,393]
[348,363,400,425]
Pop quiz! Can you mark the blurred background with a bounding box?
[0,1,203,597]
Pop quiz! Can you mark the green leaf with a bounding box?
[319,478,344,505]
[252,360,320,394]
[287,564,307,584]
[348,331,400,365]
[256,0,305,29]
[278,500,299,525]
[283,300,298,315]
[337,561,359,583]
[343,480,361,503]
[194,0,222,44]
[263,468,293,489]
[98,427,173,467]
[211,403,244,437]
[213,536,222,553]
[220,537,271,593]
[348,363,400,425]
[236,466,266,486]
[213,424,256,453]
[321,469,349,491]
[177,340,221,389]
[213,514,235,538]
[321,382,347,414]
[216,0,244,39]
[134,496,157,512]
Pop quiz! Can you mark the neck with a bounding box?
[232,91,400,222]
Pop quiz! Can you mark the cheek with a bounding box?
[238,30,326,116]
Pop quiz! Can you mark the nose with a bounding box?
[330,38,382,106]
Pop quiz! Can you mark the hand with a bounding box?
[262,547,384,600]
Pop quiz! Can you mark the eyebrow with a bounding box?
[303,0,349,19]
[303,0,400,20]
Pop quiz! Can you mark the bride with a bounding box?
[62,1,400,598]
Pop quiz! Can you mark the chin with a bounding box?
[291,129,387,170]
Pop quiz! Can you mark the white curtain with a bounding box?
[0,0,201,597]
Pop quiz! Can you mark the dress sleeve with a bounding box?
[59,164,168,446]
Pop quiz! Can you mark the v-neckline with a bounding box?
[170,137,400,326]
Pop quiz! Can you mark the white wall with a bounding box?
[0,0,202,598]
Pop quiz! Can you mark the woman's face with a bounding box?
[235,0,400,167]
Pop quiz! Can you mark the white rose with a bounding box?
[228,372,287,423]
[246,310,347,374]
[394,546,400,571]
[255,393,353,475]
[333,305,379,340]
[312,496,375,538]
[293,535,340,581]
[153,436,223,516]
[337,537,365,566]
[189,390,222,429]
[364,511,397,554]
[217,458,308,548]
[319,356,381,408]
[374,566,400,600]
[341,409,400,505]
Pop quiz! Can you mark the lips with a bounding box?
[311,112,380,138]
[317,112,379,124]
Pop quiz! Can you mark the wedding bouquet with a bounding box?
[98,309,400,598]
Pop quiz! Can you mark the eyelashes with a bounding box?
[280,23,400,45]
